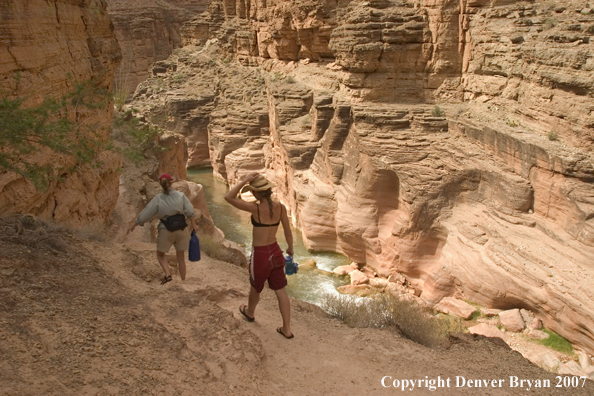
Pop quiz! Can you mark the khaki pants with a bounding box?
[156,227,191,253]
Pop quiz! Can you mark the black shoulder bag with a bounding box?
[161,214,187,232]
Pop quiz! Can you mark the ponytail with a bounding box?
[261,189,273,218]
[160,178,170,194]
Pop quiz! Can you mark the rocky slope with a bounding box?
[5,212,594,395]
[0,0,121,227]
[122,0,594,357]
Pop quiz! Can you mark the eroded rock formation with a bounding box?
[124,0,594,355]
[0,0,121,227]
[106,0,198,94]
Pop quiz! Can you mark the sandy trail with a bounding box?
[1,220,592,395]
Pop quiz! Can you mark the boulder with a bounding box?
[349,270,369,286]
[558,360,584,376]
[537,353,561,372]
[388,272,407,285]
[337,284,373,297]
[369,278,389,288]
[434,297,477,320]
[530,317,543,330]
[520,309,535,325]
[481,308,502,317]
[333,265,354,276]
[499,309,525,332]
[469,323,506,340]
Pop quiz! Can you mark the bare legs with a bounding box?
[243,285,292,338]
[246,285,259,317]
[176,250,186,280]
[156,251,170,277]
[156,250,187,281]
[274,288,292,337]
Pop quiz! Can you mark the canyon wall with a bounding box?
[0,0,122,226]
[125,0,594,353]
[106,0,200,94]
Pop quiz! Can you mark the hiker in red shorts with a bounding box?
[225,172,295,339]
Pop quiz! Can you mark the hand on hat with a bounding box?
[243,172,259,183]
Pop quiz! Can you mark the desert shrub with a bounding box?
[285,76,296,84]
[431,105,445,117]
[112,110,166,164]
[0,78,111,189]
[320,293,452,348]
[171,73,187,85]
[506,118,519,127]
[113,89,129,112]
[548,131,559,141]
[543,18,557,29]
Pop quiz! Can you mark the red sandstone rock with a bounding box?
[481,308,502,317]
[0,0,121,227]
[499,309,526,333]
[434,297,477,320]
[530,317,543,331]
[333,265,354,276]
[349,270,369,286]
[469,323,506,340]
[119,0,594,356]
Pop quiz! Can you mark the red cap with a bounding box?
[159,173,173,181]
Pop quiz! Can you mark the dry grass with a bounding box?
[321,293,461,348]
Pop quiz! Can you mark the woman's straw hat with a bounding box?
[241,174,275,193]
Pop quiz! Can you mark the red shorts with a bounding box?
[249,242,286,293]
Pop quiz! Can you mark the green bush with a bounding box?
[171,73,187,85]
[548,131,559,141]
[112,110,166,164]
[113,89,129,111]
[320,293,453,348]
[431,105,445,117]
[0,78,111,189]
[506,119,519,127]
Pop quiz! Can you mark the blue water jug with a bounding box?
[285,255,298,275]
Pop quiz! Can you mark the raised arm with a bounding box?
[224,172,259,213]
[280,204,294,256]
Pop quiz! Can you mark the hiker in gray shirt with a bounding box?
[127,173,198,284]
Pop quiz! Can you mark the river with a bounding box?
[187,169,351,305]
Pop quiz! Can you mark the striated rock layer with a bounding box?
[125,0,594,354]
[106,0,201,94]
[0,0,122,227]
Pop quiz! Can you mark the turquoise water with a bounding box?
[187,168,350,305]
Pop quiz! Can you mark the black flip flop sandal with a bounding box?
[277,327,294,339]
[239,305,255,322]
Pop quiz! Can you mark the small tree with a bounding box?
[112,110,166,164]
[0,79,111,189]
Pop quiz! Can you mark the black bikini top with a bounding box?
[251,203,282,227]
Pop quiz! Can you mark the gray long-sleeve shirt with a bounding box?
[135,189,196,226]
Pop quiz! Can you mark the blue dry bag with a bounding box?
[189,231,201,262]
